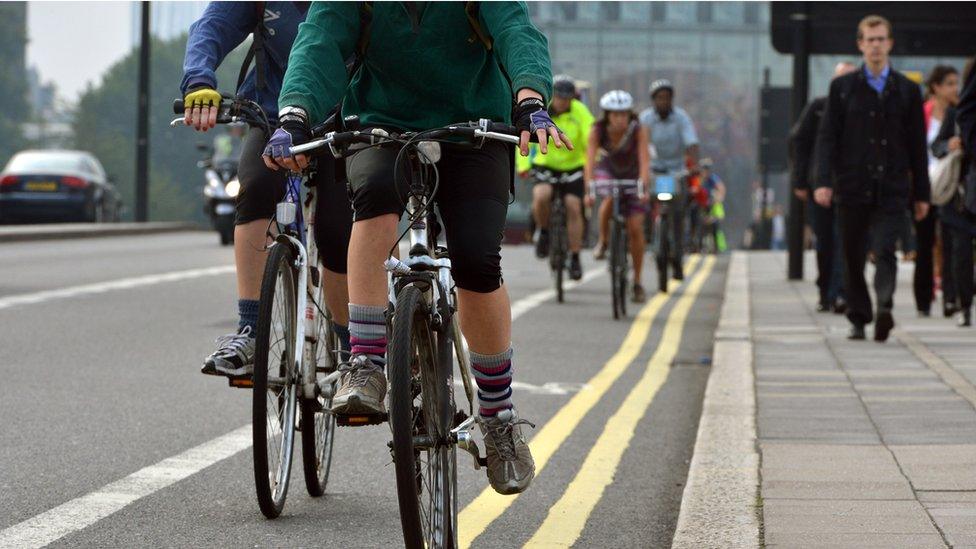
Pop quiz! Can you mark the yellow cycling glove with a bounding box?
[184,87,221,109]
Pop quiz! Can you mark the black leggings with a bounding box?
[235,129,353,274]
[345,140,512,293]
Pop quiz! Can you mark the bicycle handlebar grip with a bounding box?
[173,99,185,114]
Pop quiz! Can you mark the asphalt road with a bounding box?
[0,232,727,548]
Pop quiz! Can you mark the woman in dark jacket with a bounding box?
[932,58,976,326]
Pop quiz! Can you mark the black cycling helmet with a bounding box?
[649,79,674,99]
[553,75,577,99]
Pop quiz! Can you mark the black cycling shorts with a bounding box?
[345,139,513,293]
[236,129,353,274]
[533,167,585,200]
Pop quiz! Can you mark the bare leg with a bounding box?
[322,269,349,326]
[565,195,584,253]
[598,199,612,248]
[627,213,646,286]
[347,214,399,307]
[458,286,511,355]
[532,183,553,230]
[234,219,273,300]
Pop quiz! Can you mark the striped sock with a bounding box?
[471,348,514,417]
[238,299,259,332]
[349,304,387,367]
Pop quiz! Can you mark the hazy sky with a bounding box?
[27,1,133,101]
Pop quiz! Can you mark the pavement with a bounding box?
[0,222,202,243]
[675,250,976,549]
[0,232,728,548]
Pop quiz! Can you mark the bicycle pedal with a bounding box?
[336,413,387,427]
[227,376,254,389]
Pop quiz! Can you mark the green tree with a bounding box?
[72,33,247,221]
[0,3,28,167]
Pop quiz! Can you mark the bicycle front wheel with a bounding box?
[301,286,338,497]
[609,218,624,320]
[389,285,456,549]
[550,205,567,304]
[253,243,299,519]
[657,213,670,294]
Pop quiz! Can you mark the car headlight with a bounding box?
[225,178,240,198]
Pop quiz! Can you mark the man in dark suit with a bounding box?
[790,62,856,313]
[814,15,931,342]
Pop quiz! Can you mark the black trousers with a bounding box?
[837,204,904,325]
[940,218,957,307]
[808,198,844,305]
[913,209,936,313]
[950,224,975,312]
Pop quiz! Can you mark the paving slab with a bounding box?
[889,445,976,491]
[760,443,914,500]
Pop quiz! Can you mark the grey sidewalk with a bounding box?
[752,251,976,548]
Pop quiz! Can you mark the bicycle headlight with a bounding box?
[225,178,240,198]
[657,192,674,201]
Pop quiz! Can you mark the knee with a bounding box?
[451,243,503,294]
[565,197,582,218]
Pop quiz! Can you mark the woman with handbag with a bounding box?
[932,60,975,326]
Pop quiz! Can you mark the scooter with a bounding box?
[196,143,239,246]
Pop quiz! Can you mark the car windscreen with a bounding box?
[5,152,88,173]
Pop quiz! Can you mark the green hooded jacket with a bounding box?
[278,1,553,130]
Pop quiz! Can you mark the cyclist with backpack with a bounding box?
[180,2,354,377]
[517,75,594,280]
[585,90,652,303]
[263,2,567,496]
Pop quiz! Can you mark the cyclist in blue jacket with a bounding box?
[180,2,353,377]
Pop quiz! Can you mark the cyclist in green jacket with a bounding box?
[263,2,569,496]
[517,76,594,280]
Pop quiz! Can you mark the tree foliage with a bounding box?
[0,3,28,167]
[72,34,247,221]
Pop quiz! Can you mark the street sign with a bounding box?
[771,2,976,56]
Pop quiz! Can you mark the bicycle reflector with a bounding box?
[655,175,676,201]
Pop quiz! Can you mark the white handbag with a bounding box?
[929,148,963,206]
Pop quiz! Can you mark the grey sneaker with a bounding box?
[330,354,387,416]
[478,408,536,495]
[202,326,255,377]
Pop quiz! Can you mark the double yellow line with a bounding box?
[459,254,715,548]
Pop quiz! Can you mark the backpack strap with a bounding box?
[464,2,492,50]
[236,1,267,94]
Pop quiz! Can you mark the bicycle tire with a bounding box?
[550,203,567,304]
[253,243,299,519]
[389,284,455,549]
[616,223,628,318]
[301,283,338,497]
[609,218,621,320]
[657,213,670,294]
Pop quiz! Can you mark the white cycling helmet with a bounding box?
[599,90,634,111]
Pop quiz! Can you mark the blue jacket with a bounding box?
[180,1,310,120]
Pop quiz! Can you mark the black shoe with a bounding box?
[848,324,866,340]
[817,301,831,313]
[672,262,684,281]
[874,312,894,342]
[917,309,931,318]
[832,298,848,315]
[958,310,972,327]
[944,304,959,318]
[569,254,582,280]
[535,230,550,259]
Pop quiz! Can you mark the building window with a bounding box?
[651,2,666,23]
[744,3,759,24]
[602,2,621,22]
[561,2,577,22]
[697,2,713,23]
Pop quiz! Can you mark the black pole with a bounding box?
[135,3,151,222]
[786,3,810,279]
[757,67,772,250]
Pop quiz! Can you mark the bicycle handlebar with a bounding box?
[290,119,526,158]
[169,95,270,131]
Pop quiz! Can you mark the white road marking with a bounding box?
[0,263,604,546]
[0,426,252,549]
[455,379,589,395]
[0,265,235,312]
[511,268,603,320]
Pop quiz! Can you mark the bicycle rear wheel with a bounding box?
[609,218,625,319]
[657,213,670,294]
[550,204,567,304]
[253,243,299,519]
[301,285,338,497]
[389,284,456,549]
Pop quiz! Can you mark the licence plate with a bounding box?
[25,181,58,192]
